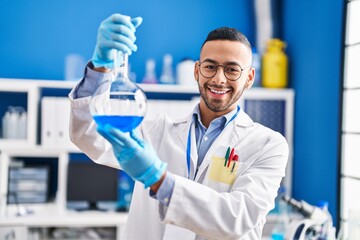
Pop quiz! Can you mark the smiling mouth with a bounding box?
[208,87,231,95]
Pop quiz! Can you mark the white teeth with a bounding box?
[210,88,227,94]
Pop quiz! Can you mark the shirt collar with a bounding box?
[192,104,240,129]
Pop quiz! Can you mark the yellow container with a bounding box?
[262,39,288,88]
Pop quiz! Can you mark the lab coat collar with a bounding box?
[233,108,254,127]
[172,106,254,128]
[173,107,255,148]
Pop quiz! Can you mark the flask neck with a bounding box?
[113,51,129,81]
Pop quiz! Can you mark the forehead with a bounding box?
[200,40,251,65]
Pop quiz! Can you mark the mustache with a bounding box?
[205,83,231,90]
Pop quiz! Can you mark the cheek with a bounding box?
[199,78,209,88]
[232,81,247,93]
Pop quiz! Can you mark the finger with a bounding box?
[100,40,136,55]
[99,22,136,44]
[99,30,137,51]
[107,31,137,50]
[98,24,137,53]
[130,129,144,147]
[131,17,143,29]
[104,125,139,149]
[97,125,126,147]
[109,13,136,32]
[107,23,136,42]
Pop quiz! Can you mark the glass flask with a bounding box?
[90,51,147,132]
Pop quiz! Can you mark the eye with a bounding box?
[225,65,241,74]
[202,63,217,70]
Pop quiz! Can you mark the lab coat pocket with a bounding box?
[208,146,240,186]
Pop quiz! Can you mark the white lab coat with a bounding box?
[69,89,289,240]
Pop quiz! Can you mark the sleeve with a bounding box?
[160,133,289,240]
[149,171,175,206]
[70,61,113,99]
[68,65,120,169]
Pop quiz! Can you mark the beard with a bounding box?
[198,81,245,113]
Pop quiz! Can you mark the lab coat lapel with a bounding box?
[162,117,198,240]
[175,114,198,179]
[176,115,190,148]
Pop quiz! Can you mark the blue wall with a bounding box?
[0,0,255,81]
[283,1,343,224]
[0,0,344,226]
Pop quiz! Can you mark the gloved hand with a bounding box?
[92,13,143,68]
[97,124,167,188]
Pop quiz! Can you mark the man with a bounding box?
[69,13,288,240]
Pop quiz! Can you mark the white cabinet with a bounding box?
[0,147,127,240]
[0,149,68,216]
[0,79,77,151]
[0,78,294,239]
[0,79,127,239]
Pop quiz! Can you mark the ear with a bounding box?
[245,67,255,89]
[194,61,200,82]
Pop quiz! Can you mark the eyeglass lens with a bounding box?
[199,62,242,81]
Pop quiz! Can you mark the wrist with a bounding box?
[89,61,111,73]
[139,160,167,189]
[150,172,166,193]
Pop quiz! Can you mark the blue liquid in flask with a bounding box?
[94,115,144,132]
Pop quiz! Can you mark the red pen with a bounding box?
[227,148,235,168]
[231,155,239,173]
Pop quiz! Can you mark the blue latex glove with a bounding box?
[92,13,143,68]
[97,124,167,188]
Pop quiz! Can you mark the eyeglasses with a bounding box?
[198,61,246,81]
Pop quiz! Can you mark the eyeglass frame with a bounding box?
[197,59,250,81]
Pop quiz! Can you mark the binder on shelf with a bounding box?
[7,166,49,204]
[41,97,77,150]
[41,97,56,147]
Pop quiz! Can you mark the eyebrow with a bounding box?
[201,58,241,66]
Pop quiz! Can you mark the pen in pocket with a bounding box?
[224,147,231,166]
[231,155,239,173]
[227,148,235,168]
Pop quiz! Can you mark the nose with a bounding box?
[211,65,227,84]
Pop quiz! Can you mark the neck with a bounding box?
[199,103,234,128]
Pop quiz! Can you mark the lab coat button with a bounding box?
[164,197,169,203]
[204,136,208,141]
